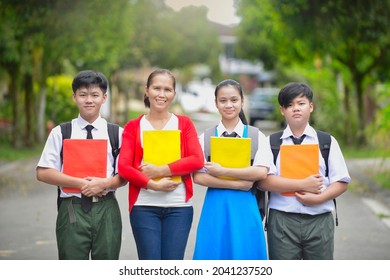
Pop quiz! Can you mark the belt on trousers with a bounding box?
[67,191,115,204]
[271,208,331,218]
[65,192,115,223]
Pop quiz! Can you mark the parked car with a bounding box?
[248,87,279,126]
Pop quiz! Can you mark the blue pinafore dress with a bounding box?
[193,126,268,260]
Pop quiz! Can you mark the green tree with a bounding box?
[0,0,130,147]
[122,1,221,72]
[236,0,390,145]
[0,0,224,148]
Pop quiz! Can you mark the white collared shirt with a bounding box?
[266,124,351,214]
[37,115,123,198]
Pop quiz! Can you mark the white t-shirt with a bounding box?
[135,114,191,207]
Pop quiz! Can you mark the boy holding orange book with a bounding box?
[260,82,350,260]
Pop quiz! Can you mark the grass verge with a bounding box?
[0,143,43,162]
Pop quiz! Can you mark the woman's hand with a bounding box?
[139,163,163,179]
[146,177,180,192]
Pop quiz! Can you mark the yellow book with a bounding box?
[210,136,251,180]
[143,130,182,182]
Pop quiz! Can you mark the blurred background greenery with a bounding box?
[0,0,389,160]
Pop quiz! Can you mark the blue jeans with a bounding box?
[130,206,193,260]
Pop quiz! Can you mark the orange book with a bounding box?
[280,144,319,196]
[62,139,107,193]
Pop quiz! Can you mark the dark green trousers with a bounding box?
[56,195,122,260]
[267,209,334,260]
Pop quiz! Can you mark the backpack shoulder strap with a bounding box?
[247,125,259,164]
[58,121,72,211]
[246,125,267,221]
[269,131,283,165]
[107,122,120,174]
[315,129,338,225]
[203,126,216,162]
[60,121,72,163]
[316,130,331,177]
[264,130,283,230]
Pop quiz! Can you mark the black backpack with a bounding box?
[203,125,267,219]
[265,129,337,230]
[57,121,120,210]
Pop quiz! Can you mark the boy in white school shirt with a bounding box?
[260,82,350,260]
[36,70,126,259]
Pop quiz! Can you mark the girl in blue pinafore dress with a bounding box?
[192,79,272,260]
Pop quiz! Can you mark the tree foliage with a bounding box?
[236,0,390,145]
[0,0,222,147]
[122,1,220,70]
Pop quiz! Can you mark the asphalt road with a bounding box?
[0,115,389,260]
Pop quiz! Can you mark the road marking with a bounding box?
[35,240,56,245]
[0,250,16,257]
[362,198,390,229]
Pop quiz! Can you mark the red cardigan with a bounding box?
[118,114,204,213]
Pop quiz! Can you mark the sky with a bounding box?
[165,0,241,25]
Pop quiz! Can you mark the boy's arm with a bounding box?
[193,171,254,191]
[259,173,323,193]
[97,174,127,190]
[81,174,127,197]
[37,167,127,197]
[36,166,88,189]
[295,181,348,206]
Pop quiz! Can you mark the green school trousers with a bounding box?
[267,209,334,260]
[56,194,122,260]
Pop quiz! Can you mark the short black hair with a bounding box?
[72,70,108,94]
[278,82,313,108]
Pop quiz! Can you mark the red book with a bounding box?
[62,139,107,193]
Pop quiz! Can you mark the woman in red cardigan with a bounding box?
[118,69,204,260]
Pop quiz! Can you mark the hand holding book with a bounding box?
[143,130,182,182]
[209,137,251,180]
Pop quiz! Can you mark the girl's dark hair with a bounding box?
[72,70,108,93]
[144,69,176,108]
[278,82,313,108]
[214,79,248,125]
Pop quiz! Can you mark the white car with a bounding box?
[179,80,218,113]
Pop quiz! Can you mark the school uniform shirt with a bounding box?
[37,115,123,198]
[198,120,273,170]
[267,124,351,215]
